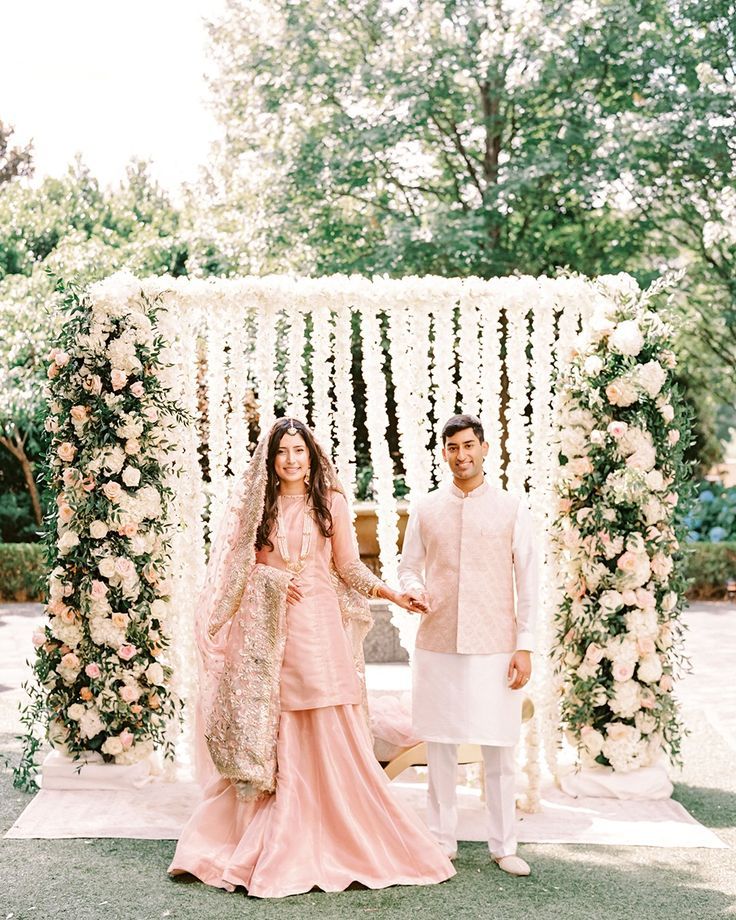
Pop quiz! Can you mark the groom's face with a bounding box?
[442,428,488,481]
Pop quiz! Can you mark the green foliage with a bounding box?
[202,0,736,457]
[0,541,45,600]
[682,541,736,599]
[684,481,736,543]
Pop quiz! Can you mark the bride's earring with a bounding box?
[304,471,310,487]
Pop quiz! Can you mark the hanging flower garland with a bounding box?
[205,294,230,539]
[333,302,358,500]
[504,280,532,495]
[429,294,458,483]
[284,302,307,421]
[551,272,691,773]
[457,284,482,418]
[226,298,253,479]
[478,282,504,489]
[387,294,433,499]
[254,294,278,436]
[23,272,187,774]
[309,301,334,450]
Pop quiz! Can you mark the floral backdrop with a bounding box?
[552,274,691,773]
[19,270,688,804]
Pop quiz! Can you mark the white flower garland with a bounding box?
[504,280,531,495]
[284,302,307,420]
[429,294,458,483]
[457,283,482,417]
[478,281,504,489]
[205,295,230,539]
[333,303,358,502]
[226,302,253,479]
[254,295,278,435]
[309,301,334,450]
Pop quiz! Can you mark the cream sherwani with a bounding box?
[398,479,538,858]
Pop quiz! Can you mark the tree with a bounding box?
[0,120,33,186]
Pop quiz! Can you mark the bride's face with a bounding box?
[273,432,310,486]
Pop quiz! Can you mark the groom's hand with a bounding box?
[395,590,429,614]
[507,650,532,690]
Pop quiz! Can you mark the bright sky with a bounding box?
[2,0,225,192]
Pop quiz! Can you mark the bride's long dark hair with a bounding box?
[256,418,336,552]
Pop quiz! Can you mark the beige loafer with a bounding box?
[493,854,531,876]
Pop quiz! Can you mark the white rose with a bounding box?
[584,355,604,376]
[98,556,117,579]
[610,320,644,357]
[67,703,86,721]
[637,654,664,683]
[598,590,624,612]
[89,520,108,539]
[122,466,141,488]
[659,403,675,423]
[102,736,124,756]
[79,708,105,740]
[645,470,665,492]
[609,680,641,718]
[58,531,80,555]
[636,361,667,398]
[145,662,165,686]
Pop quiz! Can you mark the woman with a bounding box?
[169,418,455,897]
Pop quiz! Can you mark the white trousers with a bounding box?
[427,742,517,858]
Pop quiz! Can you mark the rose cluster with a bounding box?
[552,273,690,773]
[31,274,183,766]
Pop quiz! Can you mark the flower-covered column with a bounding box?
[552,273,689,795]
[27,272,186,775]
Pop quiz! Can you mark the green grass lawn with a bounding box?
[2,708,734,920]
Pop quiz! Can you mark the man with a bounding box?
[398,413,537,877]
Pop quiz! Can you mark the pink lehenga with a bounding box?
[168,429,454,898]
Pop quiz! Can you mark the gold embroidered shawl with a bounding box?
[194,425,376,800]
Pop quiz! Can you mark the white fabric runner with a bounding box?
[5,778,726,848]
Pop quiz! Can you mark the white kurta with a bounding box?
[401,491,538,747]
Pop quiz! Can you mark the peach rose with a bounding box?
[58,502,75,524]
[70,406,89,424]
[124,438,140,455]
[111,369,128,391]
[57,442,77,463]
[102,481,123,503]
[112,612,129,629]
[80,687,93,701]
[54,350,70,367]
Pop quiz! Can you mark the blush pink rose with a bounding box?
[635,587,656,608]
[58,502,75,524]
[54,350,70,367]
[85,662,101,679]
[585,643,605,664]
[659,674,674,692]
[612,660,636,681]
[129,381,145,398]
[639,689,656,709]
[118,644,138,661]
[621,589,637,606]
[119,729,134,749]
[667,429,680,445]
[637,637,656,656]
[90,580,108,600]
[119,685,138,703]
[616,551,639,573]
[607,420,628,439]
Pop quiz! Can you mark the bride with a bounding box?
[169,417,455,897]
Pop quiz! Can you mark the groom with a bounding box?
[398,414,538,876]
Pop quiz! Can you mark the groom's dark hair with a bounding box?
[442,413,485,445]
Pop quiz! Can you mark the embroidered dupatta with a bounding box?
[193,425,377,800]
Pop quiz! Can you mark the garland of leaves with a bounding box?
[15,275,187,788]
[551,273,692,773]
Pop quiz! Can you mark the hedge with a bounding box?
[683,541,736,600]
[0,543,46,602]
[1,540,735,604]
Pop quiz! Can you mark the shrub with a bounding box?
[0,542,45,601]
[683,542,736,599]
[684,481,736,543]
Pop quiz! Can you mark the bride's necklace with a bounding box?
[276,493,313,574]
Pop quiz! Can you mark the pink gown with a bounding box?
[168,490,455,898]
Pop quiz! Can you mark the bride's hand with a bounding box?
[286,578,303,606]
[391,590,428,614]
